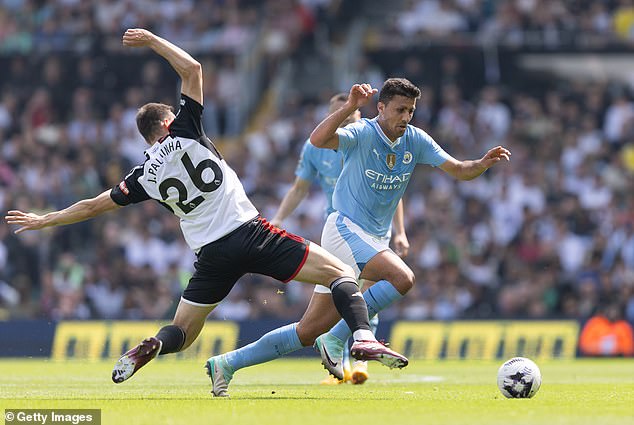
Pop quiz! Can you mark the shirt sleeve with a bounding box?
[336,120,366,153]
[295,141,317,181]
[168,93,204,140]
[110,165,151,206]
[413,127,452,166]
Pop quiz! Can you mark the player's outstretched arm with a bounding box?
[122,28,202,105]
[310,84,376,150]
[270,177,311,227]
[5,190,120,234]
[391,200,409,257]
[439,145,511,181]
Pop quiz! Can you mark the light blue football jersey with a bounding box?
[295,138,343,216]
[333,117,451,237]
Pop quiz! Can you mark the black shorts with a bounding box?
[182,216,310,306]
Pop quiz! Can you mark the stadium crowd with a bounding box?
[381,0,634,48]
[0,0,633,327]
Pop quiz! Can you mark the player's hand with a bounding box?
[480,146,511,169]
[348,84,377,109]
[392,232,410,258]
[270,218,282,228]
[4,210,47,234]
[122,28,155,48]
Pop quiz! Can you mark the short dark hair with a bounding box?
[136,103,174,143]
[329,92,348,105]
[378,78,421,105]
[328,92,348,113]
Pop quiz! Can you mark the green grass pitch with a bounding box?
[1,358,633,425]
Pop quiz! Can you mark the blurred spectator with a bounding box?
[85,267,126,319]
[603,92,634,144]
[613,0,634,41]
[474,86,511,143]
[579,301,634,356]
[397,0,468,38]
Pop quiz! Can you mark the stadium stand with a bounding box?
[0,0,632,332]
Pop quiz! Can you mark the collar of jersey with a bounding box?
[369,117,402,150]
[145,134,172,157]
[157,134,171,144]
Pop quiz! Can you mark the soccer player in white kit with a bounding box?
[4,29,408,394]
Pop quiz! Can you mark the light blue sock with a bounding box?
[343,339,350,368]
[370,314,379,334]
[330,280,401,342]
[224,323,303,371]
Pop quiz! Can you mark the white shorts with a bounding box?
[314,212,391,294]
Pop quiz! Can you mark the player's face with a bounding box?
[377,95,416,140]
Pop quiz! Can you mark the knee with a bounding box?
[325,254,355,281]
[320,264,356,288]
[338,264,356,280]
[393,268,415,295]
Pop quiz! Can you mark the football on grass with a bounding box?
[497,357,542,398]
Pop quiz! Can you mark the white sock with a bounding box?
[352,329,376,341]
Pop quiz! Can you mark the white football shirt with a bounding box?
[111,94,259,251]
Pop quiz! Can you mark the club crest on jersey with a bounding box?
[386,153,397,170]
[403,151,412,164]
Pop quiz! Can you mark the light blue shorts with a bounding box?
[315,212,391,294]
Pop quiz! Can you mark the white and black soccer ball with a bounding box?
[497,357,542,398]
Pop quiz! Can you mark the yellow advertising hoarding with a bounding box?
[51,320,579,361]
[52,321,239,361]
[390,321,579,360]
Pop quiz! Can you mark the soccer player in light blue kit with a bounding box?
[271,93,409,385]
[311,78,511,379]
[206,79,508,395]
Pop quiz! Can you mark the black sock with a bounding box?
[155,325,186,355]
[330,277,371,333]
